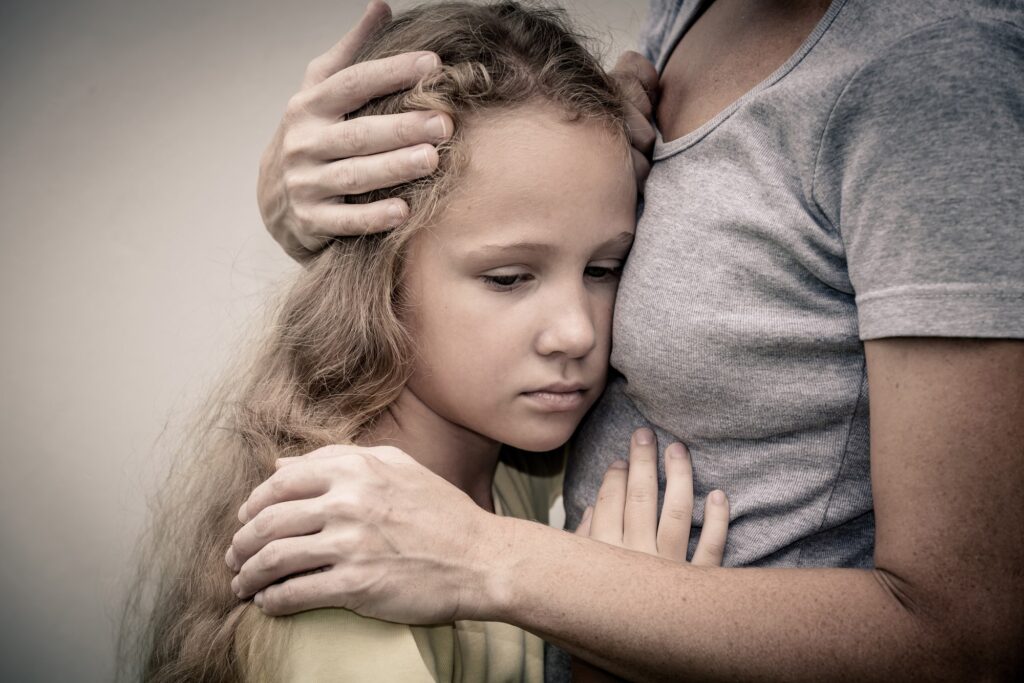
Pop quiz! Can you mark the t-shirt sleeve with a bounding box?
[812,17,1024,340]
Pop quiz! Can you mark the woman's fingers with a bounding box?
[301,0,393,88]
[589,460,628,545]
[227,498,325,571]
[313,144,440,198]
[320,111,451,159]
[622,428,659,554]
[657,442,694,562]
[297,51,441,119]
[232,535,335,599]
[254,569,344,617]
[238,460,336,524]
[691,490,730,567]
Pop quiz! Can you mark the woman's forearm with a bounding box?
[475,339,1024,682]
[483,518,989,682]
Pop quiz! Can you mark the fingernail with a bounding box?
[412,146,433,170]
[225,547,236,570]
[231,577,241,597]
[387,202,407,226]
[609,459,628,470]
[666,442,688,460]
[709,490,725,505]
[254,591,264,608]
[635,428,654,445]
[237,502,248,524]
[415,53,439,75]
[425,114,448,140]
[581,506,594,522]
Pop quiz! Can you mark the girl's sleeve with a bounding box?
[239,608,437,683]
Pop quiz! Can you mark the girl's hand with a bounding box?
[570,429,729,682]
[576,428,730,565]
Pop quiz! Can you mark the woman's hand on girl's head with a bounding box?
[259,0,453,262]
[575,429,730,566]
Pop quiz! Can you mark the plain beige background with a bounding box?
[0,0,647,680]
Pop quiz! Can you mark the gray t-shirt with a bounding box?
[566,0,1024,569]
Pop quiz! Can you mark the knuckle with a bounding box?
[257,544,282,572]
[394,114,419,144]
[339,121,371,153]
[335,163,363,193]
[626,489,654,505]
[252,509,275,538]
[291,204,317,233]
[335,67,366,104]
[304,56,325,82]
[285,92,314,121]
[280,130,311,162]
[664,505,692,522]
[601,467,626,484]
[282,167,310,197]
[269,475,290,499]
[262,584,289,614]
[701,541,725,558]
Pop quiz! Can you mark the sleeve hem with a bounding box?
[856,285,1024,340]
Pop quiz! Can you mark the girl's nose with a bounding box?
[535,288,597,359]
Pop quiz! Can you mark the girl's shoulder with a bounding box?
[236,605,437,682]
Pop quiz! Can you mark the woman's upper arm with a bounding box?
[865,337,1024,670]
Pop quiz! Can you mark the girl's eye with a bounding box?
[481,273,532,290]
[584,264,623,280]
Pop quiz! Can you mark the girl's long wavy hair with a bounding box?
[119,2,627,681]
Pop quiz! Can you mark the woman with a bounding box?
[123,3,730,681]
[234,0,1024,680]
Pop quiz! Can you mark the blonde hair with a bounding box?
[120,2,627,681]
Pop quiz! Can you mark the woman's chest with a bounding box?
[657,0,832,141]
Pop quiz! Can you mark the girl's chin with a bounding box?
[500,426,578,454]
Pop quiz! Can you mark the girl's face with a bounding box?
[403,104,636,452]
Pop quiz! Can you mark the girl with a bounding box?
[125,3,729,681]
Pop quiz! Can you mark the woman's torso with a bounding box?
[568,0,1022,568]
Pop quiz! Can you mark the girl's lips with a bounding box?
[521,389,586,412]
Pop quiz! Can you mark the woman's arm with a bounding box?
[485,338,1024,681]
[232,338,1023,680]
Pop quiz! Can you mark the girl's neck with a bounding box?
[361,387,502,512]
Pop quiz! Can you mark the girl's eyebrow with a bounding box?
[465,232,635,259]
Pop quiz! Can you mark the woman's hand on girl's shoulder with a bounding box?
[224,443,498,623]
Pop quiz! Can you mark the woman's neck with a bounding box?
[361,388,502,512]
